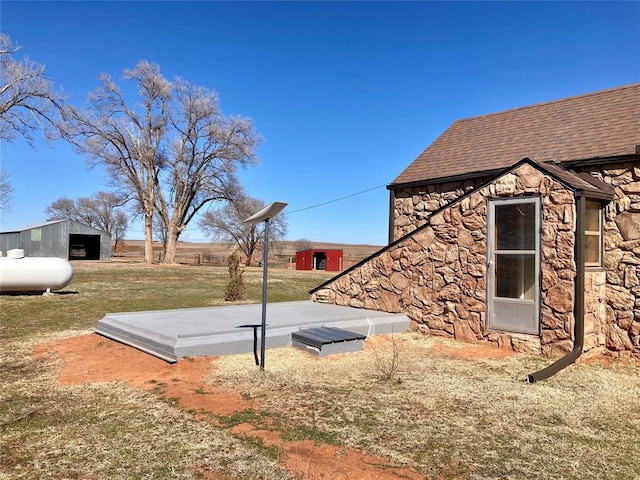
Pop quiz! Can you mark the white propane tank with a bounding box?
[0,249,74,292]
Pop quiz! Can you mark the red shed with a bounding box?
[295,249,343,271]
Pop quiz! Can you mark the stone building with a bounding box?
[311,84,640,360]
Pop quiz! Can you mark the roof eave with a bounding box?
[387,168,501,191]
[575,189,615,201]
[559,153,640,168]
[388,153,640,191]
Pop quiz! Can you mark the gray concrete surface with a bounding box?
[94,301,410,362]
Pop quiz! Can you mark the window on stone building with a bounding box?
[585,200,603,267]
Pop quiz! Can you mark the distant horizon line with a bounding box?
[119,238,385,247]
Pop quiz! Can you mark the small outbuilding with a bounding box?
[0,220,112,260]
[296,249,343,271]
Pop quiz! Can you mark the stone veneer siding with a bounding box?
[392,178,486,240]
[576,162,640,356]
[313,162,582,355]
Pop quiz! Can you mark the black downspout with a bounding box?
[527,194,586,383]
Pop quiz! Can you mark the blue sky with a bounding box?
[1,1,638,245]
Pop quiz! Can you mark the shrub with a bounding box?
[372,332,404,383]
[225,249,246,301]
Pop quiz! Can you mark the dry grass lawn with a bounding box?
[1,261,639,479]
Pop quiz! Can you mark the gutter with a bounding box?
[559,153,640,169]
[527,194,586,383]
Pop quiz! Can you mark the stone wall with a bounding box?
[576,162,640,356]
[584,270,607,353]
[392,178,486,240]
[313,162,580,355]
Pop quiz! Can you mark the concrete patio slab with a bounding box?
[94,301,410,363]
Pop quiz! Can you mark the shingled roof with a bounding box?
[391,83,640,187]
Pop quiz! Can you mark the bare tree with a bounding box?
[294,238,313,251]
[45,191,129,250]
[46,197,84,222]
[65,62,172,264]
[152,211,168,252]
[89,192,129,249]
[0,170,12,213]
[0,34,65,145]
[64,61,258,264]
[0,34,66,213]
[199,195,287,266]
[155,78,258,263]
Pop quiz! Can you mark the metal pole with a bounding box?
[242,201,286,371]
[260,219,269,370]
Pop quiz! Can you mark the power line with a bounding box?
[284,183,387,216]
[124,182,388,233]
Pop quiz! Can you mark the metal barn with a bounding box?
[296,249,343,272]
[0,220,111,260]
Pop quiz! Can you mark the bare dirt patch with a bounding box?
[428,340,515,360]
[33,335,251,417]
[33,334,423,479]
[231,422,422,480]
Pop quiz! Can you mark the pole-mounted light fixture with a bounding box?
[243,201,287,370]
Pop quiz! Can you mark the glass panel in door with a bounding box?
[488,198,540,335]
